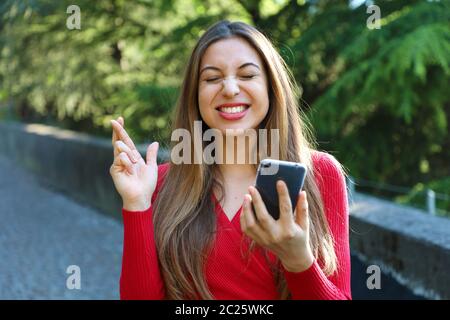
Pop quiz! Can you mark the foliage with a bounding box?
[396,177,450,217]
[0,0,449,192]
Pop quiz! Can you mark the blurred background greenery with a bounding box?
[0,0,449,215]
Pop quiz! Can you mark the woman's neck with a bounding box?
[214,163,256,201]
[216,163,255,180]
[215,134,257,182]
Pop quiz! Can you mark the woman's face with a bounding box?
[198,37,269,133]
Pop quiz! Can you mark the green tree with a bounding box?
[1,0,449,206]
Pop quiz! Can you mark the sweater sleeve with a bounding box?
[282,152,352,300]
[119,164,169,300]
[120,205,165,300]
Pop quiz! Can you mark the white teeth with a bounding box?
[219,105,248,114]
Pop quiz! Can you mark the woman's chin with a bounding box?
[217,125,255,136]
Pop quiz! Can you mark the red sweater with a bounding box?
[120,151,352,300]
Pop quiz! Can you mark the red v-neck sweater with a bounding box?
[120,151,352,300]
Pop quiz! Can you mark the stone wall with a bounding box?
[1,120,448,299]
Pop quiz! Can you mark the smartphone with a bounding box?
[254,159,307,220]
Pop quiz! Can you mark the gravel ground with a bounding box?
[0,154,123,299]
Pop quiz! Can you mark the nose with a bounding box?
[221,77,240,98]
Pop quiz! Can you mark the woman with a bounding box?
[110,20,351,300]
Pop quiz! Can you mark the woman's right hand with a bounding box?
[109,116,159,211]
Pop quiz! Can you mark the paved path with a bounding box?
[0,155,123,299]
[0,154,424,300]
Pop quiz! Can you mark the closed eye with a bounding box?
[205,74,257,83]
[205,77,221,83]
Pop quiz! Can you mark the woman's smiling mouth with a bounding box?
[216,103,250,120]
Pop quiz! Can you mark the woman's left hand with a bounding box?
[240,180,315,273]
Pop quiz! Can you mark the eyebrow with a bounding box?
[199,62,260,75]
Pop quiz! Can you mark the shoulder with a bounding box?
[311,151,349,230]
[311,150,345,179]
[311,150,347,195]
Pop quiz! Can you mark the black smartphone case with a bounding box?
[254,159,307,220]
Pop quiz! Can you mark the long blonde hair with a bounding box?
[153,20,338,300]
